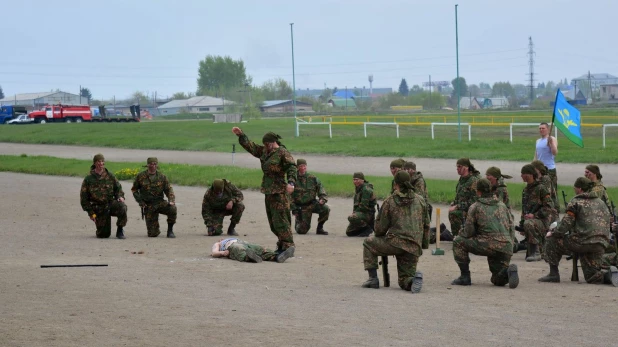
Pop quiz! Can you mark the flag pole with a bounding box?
[548,90,560,147]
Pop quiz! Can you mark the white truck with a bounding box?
[7,114,35,125]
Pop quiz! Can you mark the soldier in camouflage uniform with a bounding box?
[519,164,558,262]
[404,161,432,220]
[131,157,177,238]
[233,127,296,255]
[539,177,618,286]
[389,158,405,194]
[361,171,429,292]
[346,172,377,237]
[448,158,481,236]
[211,237,294,263]
[291,159,330,235]
[202,179,245,236]
[80,153,128,239]
[532,160,558,211]
[451,178,519,288]
[584,165,610,209]
[485,166,519,252]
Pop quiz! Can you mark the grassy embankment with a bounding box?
[2,155,613,211]
[0,114,617,162]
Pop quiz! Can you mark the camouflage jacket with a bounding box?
[238,133,296,194]
[539,174,556,202]
[353,181,376,214]
[491,177,511,209]
[590,180,610,211]
[131,170,175,205]
[521,180,557,228]
[553,192,610,248]
[375,189,430,256]
[202,179,243,223]
[410,171,428,202]
[291,172,327,209]
[461,195,514,255]
[80,167,125,216]
[453,171,481,211]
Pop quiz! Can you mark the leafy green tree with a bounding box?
[409,85,423,95]
[260,78,293,100]
[197,55,249,95]
[172,92,188,100]
[319,88,332,101]
[468,84,480,97]
[80,87,92,101]
[0,85,4,99]
[451,77,468,104]
[131,91,150,104]
[491,82,515,98]
[398,78,409,96]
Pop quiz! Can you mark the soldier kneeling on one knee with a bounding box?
[202,179,245,236]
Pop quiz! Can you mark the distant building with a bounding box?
[328,98,357,109]
[572,73,618,90]
[476,97,509,109]
[295,87,392,99]
[599,84,618,101]
[260,100,313,113]
[157,96,233,115]
[459,97,482,110]
[0,91,87,109]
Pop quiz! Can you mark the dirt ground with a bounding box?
[1,170,617,347]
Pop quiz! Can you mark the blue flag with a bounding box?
[552,90,583,147]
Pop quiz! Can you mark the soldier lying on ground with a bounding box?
[211,238,294,263]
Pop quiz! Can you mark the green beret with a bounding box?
[147,157,158,164]
[93,153,105,163]
[476,178,491,193]
[486,166,512,179]
[531,160,548,174]
[353,172,365,180]
[213,179,224,192]
[403,161,416,170]
[521,164,537,177]
[390,158,405,168]
[574,177,594,191]
[586,165,602,179]
[394,170,411,185]
[456,158,472,167]
[297,159,307,166]
[262,132,281,144]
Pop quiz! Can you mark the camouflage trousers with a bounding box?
[265,193,294,251]
[522,218,546,245]
[363,236,419,290]
[144,201,177,237]
[228,241,278,262]
[294,201,330,234]
[92,201,127,238]
[346,211,373,237]
[544,237,608,283]
[204,202,245,236]
[603,253,617,267]
[548,169,559,211]
[453,236,512,286]
[448,209,465,236]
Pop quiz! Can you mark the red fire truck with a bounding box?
[29,104,141,123]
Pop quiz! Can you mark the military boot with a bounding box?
[362,268,379,289]
[410,271,423,293]
[276,247,295,263]
[316,222,329,235]
[452,263,472,286]
[605,266,618,287]
[227,222,238,236]
[538,264,560,282]
[525,243,541,262]
[244,248,262,263]
[116,227,126,239]
[167,223,176,238]
[508,264,519,289]
[357,226,374,237]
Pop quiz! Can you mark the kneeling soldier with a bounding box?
[291,159,330,235]
[202,179,245,236]
[451,178,519,288]
[361,171,429,293]
[131,157,177,238]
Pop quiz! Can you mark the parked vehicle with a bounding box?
[29,104,141,123]
[7,114,34,124]
[0,105,28,124]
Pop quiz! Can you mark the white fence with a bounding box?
[509,123,557,142]
[602,124,618,148]
[364,122,399,138]
[296,121,332,138]
[431,123,471,141]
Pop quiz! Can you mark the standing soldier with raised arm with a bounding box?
[80,153,128,239]
[131,157,177,238]
[449,158,481,236]
[232,127,296,255]
[202,179,245,236]
[291,159,330,235]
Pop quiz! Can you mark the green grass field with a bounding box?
[1,114,617,162]
[2,155,614,211]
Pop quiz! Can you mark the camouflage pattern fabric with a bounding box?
[202,180,245,235]
[228,240,278,262]
[545,238,607,283]
[449,171,481,236]
[80,167,127,238]
[265,193,294,251]
[520,181,557,245]
[590,180,610,210]
[346,181,377,236]
[491,177,516,241]
[131,170,177,237]
[453,195,514,285]
[363,188,429,289]
[291,172,330,234]
[539,174,558,211]
[409,171,428,202]
[547,168,559,209]
[603,253,617,267]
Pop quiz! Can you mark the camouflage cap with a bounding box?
[394,170,411,185]
[485,166,512,179]
[521,164,537,177]
[403,161,416,170]
[531,160,548,174]
[213,179,224,192]
[574,177,594,191]
[262,132,282,144]
[476,178,491,193]
[585,165,602,179]
[93,153,105,163]
[353,172,365,180]
[390,158,405,168]
[297,159,307,166]
[147,157,158,164]
[456,158,472,167]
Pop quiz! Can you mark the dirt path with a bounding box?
[1,142,617,186]
[1,172,616,347]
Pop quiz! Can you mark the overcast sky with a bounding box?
[0,0,615,100]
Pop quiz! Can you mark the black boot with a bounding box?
[116,227,126,239]
[362,268,379,289]
[538,264,560,282]
[227,222,238,236]
[316,222,329,235]
[452,263,471,285]
[605,266,618,287]
[526,243,541,262]
[167,223,176,238]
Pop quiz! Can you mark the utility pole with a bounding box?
[588,70,592,103]
[290,23,297,122]
[527,36,535,105]
[429,75,432,111]
[455,4,461,141]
